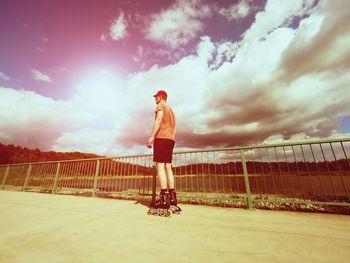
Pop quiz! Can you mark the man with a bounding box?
[146,90,180,214]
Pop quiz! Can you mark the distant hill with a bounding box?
[0,142,103,165]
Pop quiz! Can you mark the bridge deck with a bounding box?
[0,190,349,263]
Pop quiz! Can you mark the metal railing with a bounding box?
[1,138,350,211]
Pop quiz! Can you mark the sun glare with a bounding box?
[76,69,123,112]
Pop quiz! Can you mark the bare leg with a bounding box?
[156,162,167,189]
[165,163,181,213]
[165,163,175,189]
[147,162,171,217]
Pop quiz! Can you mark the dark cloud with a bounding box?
[206,92,287,128]
[279,1,350,82]
[0,122,62,150]
[116,109,153,148]
[176,130,266,148]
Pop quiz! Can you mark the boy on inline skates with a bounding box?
[146,90,181,216]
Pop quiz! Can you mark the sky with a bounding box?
[0,0,350,156]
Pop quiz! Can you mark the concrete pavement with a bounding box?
[0,190,349,263]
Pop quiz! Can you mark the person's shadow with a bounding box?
[134,197,152,208]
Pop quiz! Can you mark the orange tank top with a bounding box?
[155,101,176,141]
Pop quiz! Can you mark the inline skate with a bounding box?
[147,191,171,217]
[169,190,182,214]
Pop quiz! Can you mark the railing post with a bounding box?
[23,164,32,191]
[1,165,10,189]
[52,162,61,194]
[92,159,100,197]
[240,149,255,210]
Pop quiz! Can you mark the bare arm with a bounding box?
[146,110,163,148]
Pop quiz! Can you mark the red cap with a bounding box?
[153,90,168,98]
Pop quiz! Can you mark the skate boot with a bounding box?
[147,192,171,217]
[168,190,182,214]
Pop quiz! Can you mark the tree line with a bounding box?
[1,142,349,175]
[0,142,102,165]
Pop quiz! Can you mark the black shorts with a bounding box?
[153,138,175,163]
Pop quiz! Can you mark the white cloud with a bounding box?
[31,69,52,83]
[111,12,128,40]
[242,0,315,43]
[102,11,128,42]
[52,129,115,155]
[54,69,128,155]
[119,0,350,149]
[145,0,212,49]
[0,87,65,150]
[210,40,239,69]
[196,36,215,62]
[0,72,11,81]
[201,0,350,146]
[219,0,252,21]
[0,69,128,155]
[116,45,213,147]
[1,0,350,155]
[279,0,350,81]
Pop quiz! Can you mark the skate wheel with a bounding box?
[156,209,169,217]
[170,206,182,214]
